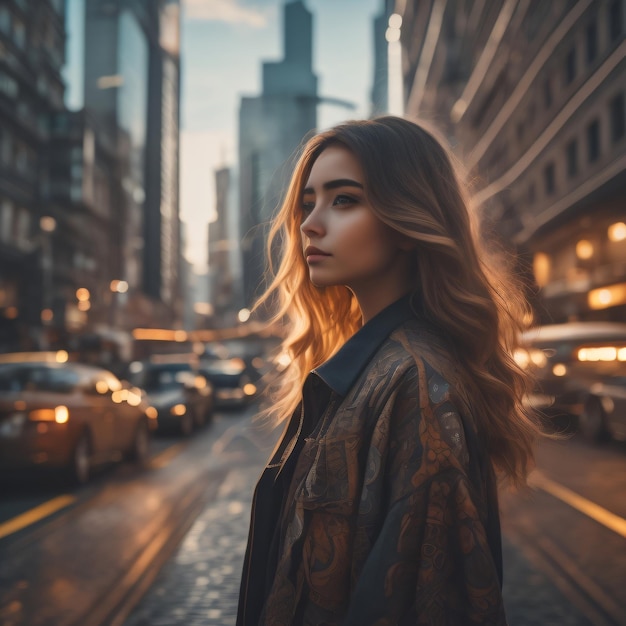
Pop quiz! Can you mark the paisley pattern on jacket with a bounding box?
[254,320,507,625]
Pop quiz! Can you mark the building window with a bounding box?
[544,162,556,195]
[610,92,625,142]
[586,20,598,63]
[0,200,14,243]
[0,71,18,99]
[0,7,11,35]
[13,17,25,49]
[609,0,623,42]
[543,77,552,108]
[565,47,576,84]
[587,119,601,162]
[566,139,578,178]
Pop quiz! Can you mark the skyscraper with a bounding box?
[239,0,318,307]
[83,0,182,329]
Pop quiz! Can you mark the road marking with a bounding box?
[530,470,626,539]
[0,494,76,540]
[149,442,187,469]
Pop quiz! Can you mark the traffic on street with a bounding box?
[1,392,625,626]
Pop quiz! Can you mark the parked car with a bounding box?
[199,357,257,409]
[518,321,626,441]
[0,359,155,484]
[128,358,214,435]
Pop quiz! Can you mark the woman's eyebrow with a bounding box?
[302,178,364,194]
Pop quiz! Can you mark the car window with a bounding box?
[138,364,193,391]
[0,365,80,393]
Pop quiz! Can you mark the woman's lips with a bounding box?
[305,246,331,263]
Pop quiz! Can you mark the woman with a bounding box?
[237,116,542,625]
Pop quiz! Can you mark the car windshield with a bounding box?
[0,365,80,393]
[138,364,192,391]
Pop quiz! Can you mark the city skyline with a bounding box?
[180,0,381,271]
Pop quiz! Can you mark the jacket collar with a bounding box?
[313,293,418,396]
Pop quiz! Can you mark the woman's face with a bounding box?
[300,145,412,305]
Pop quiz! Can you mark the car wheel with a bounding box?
[180,412,194,436]
[69,433,91,485]
[580,396,610,443]
[126,421,150,464]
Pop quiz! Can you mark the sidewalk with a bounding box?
[124,424,594,626]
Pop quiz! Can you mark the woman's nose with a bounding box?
[300,209,325,237]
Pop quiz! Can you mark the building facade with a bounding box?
[0,0,67,350]
[399,0,626,323]
[83,0,182,330]
[239,0,318,307]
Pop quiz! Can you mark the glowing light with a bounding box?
[243,383,257,396]
[276,352,292,370]
[171,404,186,416]
[552,364,567,377]
[54,406,69,424]
[608,222,626,242]
[4,306,18,319]
[96,380,109,394]
[588,283,626,310]
[41,309,53,322]
[146,406,158,419]
[577,347,618,362]
[575,240,594,260]
[77,300,91,312]
[28,409,55,421]
[533,252,551,288]
[238,308,251,323]
[388,13,402,28]
[110,279,129,293]
[55,350,69,363]
[40,216,56,232]
[174,330,187,342]
[127,391,142,407]
[385,26,400,42]
[76,288,90,301]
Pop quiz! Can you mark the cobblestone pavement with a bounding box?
[125,419,596,626]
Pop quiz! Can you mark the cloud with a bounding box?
[184,0,267,27]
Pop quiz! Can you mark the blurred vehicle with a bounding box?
[0,357,155,484]
[128,357,214,435]
[517,322,626,442]
[199,357,257,409]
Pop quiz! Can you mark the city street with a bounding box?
[1,400,625,626]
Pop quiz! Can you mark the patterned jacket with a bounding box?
[237,296,507,625]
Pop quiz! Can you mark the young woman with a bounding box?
[237,116,543,625]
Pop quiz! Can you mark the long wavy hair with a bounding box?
[256,116,543,486]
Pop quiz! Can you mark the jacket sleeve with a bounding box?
[344,361,507,626]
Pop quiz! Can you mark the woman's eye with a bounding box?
[301,201,315,214]
[333,194,357,206]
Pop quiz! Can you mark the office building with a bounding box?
[239,0,318,307]
[400,0,625,322]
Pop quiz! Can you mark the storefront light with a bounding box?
[588,283,626,310]
[576,239,594,260]
[608,222,626,242]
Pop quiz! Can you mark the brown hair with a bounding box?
[256,116,543,486]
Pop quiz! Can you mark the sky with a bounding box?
[180,0,382,271]
[63,0,384,272]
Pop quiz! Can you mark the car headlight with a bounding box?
[27,406,69,424]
